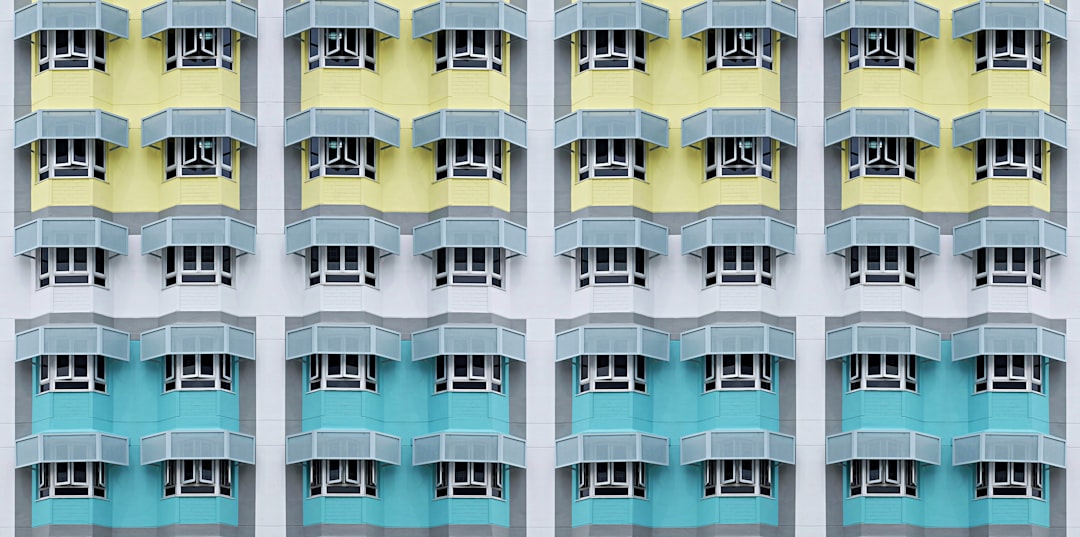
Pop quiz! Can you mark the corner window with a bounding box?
[309,137,376,179]
[165,137,233,179]
[705,137,772,179]
[38,30,106,72]
[974,355,1042,393]
[704,460,772,497]
[976,140,1042,181]
[38,462,106,499]
[310,459,377,497]
[436,462,503,498]
[577,247,647,288]
[847,246,918,287]
[36,247,107,288]
[849,354,917,392]
[307,246,378,286]
[848,137,916,179]
[309,353,377,391]
[578,30,645,71]
[38,355,107,393]
[434,355,503,393]
[435,139,503,180]
[848,28,915,70]
[849,459,917,497]
[578,461,646,498]
[704,354,772,391]
[308,28,375,70]
[164,460,232,497]
[166,28,233,70]
[975,30,1042,72]
[436,30,503,71]
[578,355,647,393]
[164,246,234,287]
[163,354,233,392]
[974,247,1043,288]
[434,247,504,287]
[37,139,106,181]
[976,462,1043,499]
[703,246,773,286]
[705,28,772,70]
[578,139,646,181]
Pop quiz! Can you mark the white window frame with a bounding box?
[847,246,918,287]
[434,354,503,393]
[163,353,233,392]
[703,246,774,287]
[165,137,233,179]
[309,459,377,497]
[166,28,233,70]
[975,30,1042,72]
[164,460,232,497]
[976,139,1043,181]
[849,354,917,392]
[974,354,1043,394]
[704,459,772,497]
[38,29,106,72]
[578,461,646,499]
[576,247,647,288]
[578,29,646,71]
[434,247,504,288]
[435,30,503,71]
[309,137,376,179]
[38,139,106,181]
[36,247,107,288]
[307,246,378,286]
[705,28,773,70]
[849,459,917,497]
[37,462,106,499]
[705,137,772,179]
[578,355,647,393]
[308,353,378,392]
[976,462,1044,499]
[435,139,503,181]
[38,354,107,394]
[703,354,772,392]
[435,462,504,499]
[848,28,916,70]
[578,139,646,181]
[974,247,1044,288]
[163,246,235,287]
[848,137,917,180]
[308,28,376,70]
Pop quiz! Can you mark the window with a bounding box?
[703,246,774,286]
[578,462,646,498]
[704,460,772,497]
[164,460,232,497]
[705,138,772,179]
[976,462,1043,499]
[578,355,647,393]
[974,247,1044,288]
[848,28,916,70]
[577,247,647,288]
[436,30,502,71]
[36,247,107,288]
[38,139,106,181]
[705,28,773,70]
[307,246,378,286]
[847,246,918,287]
[434,355,503,393]
[434,247,504,287]
[165,138,233,179]
[435,139,503,180]
[976,140,1043,181]
[578,30,646,71]
[38,30,106,71]
[309,137,376,179]
[849,354,917,391]
[309,354,377,391]
[578,139,646,181]
[166,28,233,70]
[974,355,1042,393]
[38,462,106,499]
[703,354,772,391]
[849,460,917,497]
[308,28,376,70]
[975,30,1042,72]
[163,246,234,287]
[436,462,503,498]
[163,354,233,392]
[309,459,377,497]
[38,355,107,393]
[849,138,917,179]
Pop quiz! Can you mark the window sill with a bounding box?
[703,388,774,395]
[307,174,377,182]
[434,495,507,502]
[308,493,380,499]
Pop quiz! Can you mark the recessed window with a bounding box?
[38,30,106,72]
[976,140,1042,181]
[38,355,107,393]
[848,28,915,70]
[36,247,107,288]
[849,137,917,179]
[578,461,646,498]
[847,246,918,287]
[307,246,378,286]
[704,354,772,391]
[163,246,234,287]
[704,460,772,497]
[310,459,377,497]
[577,247,647,288]
[433,247,504,287]
[436,462,503,498]
[705,137,772,179]
[163,354,233,392]
[165,138,233,179]
[703,246,773,287]
[974,355,1042,393]
[849,354,917,392]
[38,462,106,499]
[164,460,232,497]
[578,30,645,71]
[309,137,376,179]
[166,28,233,70]
[578,355,647,393]
[974,247,1043,288]
[309,353,377,392]
[705,28,772,70]
[976,462,1043,499]
[849,459,917,497]
[435,139,503,180]
[975,30,1042,72]
[578,139,646,181]
[308,28,375,70]
[436,30,503,71]
[37,139,106,181]
[434,355,503,393]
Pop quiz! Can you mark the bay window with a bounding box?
[308,28,376,70]
[434,247,504,287]
[309,137,376,179]
[578,30,645,71]
[307,246,378,286]
[166,28,233,70]
[976,139,1043,181]
[436,30,503,71]
[705,28,773,70]
[848,137,917,179]
[975,30,1042,72]
[976,462,1043,498]
[578,461,646,498]
[166,137,233,179]
[577,247,647,288]
[849,459,917,497]
[974,355,1042,393]
[36,247,107,288]
[703,246,773,286]
[578,355,647,393]
[434,354,503,393]
[163,246,234,287]
[38,30,106,71]
[704,459,772,497]
[164,460,232,497]
[847,246,918,286]
[38,355,107,393]
[578,139,646,181]
[308,353,378,391]
[163,354,233,392]
[38,139,106,181]
[705,137,772,179]
[436,462,503,498]
[848,28,916,70]
[37,462,106,499]
[310,459,377,497]
[849,354,917,391]
[435,139,503,180]
[973,247,1043,288]
[703,354,772,391]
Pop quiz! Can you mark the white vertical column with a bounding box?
[1064,6,1080,537]
[0,4,16,537]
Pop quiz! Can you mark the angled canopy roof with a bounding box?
[16,325,130,362]
[141,108,257,147]
[15,110,129,148]
[16,433,129,468]
[953,432,1065,468]
[413,0,527,39]
[141,217,256,256]
[140,324,256,361]
[286,324,402,361]
[556,432,669,467]
[826,430,941,465]
[555,0,669,39]
[413,218,526,257]
[951,325,1065,362]
[555,109,669,148]
[285,108,401,147]
[680,324,795,361]
[682,108,797,148]
[953,0,1066,40]
[413,432,526,468]
[825,216,940,256]
[284,0,400,38]
[681,216,796,256]
[825,107,940,147]
[555,325,670,362]
[411,325,526,362]
[825,324,941,361]
[681,430,795,465]
[286,217,400,256]
[555,218,669,257]
[412,109,527,148]
[952,110,1066,149]
[142,0,257,38]
[952,218,1066,258]
[286,430,401,465]
[824,0,940,38]
[15,218,128,257]
[141,430,255,465]
[15,0,129,40]
[681,0,796,39]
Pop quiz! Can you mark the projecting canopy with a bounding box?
[15,218,128,257]
[284,0,400,38]
[825,324,941,361]
[286,324,402,361]
[554,218,668,257]
[953,432,1065,468]
[16,433,129,468]
[952,0,1066,40]
[286,430,402,465]
[825,217,940,256]
[555,325,670,362]
[681,0,796,39]
[142,0,257,38]
[413,218,527,257]
[141,217,256,256]
[554,0,668,39]
[680,430,795,465]
[951,325,1065,362]
[285,217,400,256]
[15,325,130,362]
[411,325,526,362]
[15,0,129,40]
[15,110,129,148]
[826,430,941,465]
[556,432,669,467]
[952,218,1066,258]
[413,0,526,39]
[140,324,255,361]
[413,432,526,468]
[680,324,795,361]
[555,109,669,148]
[140,430,256,465]
[824,0,939,38]
[681,217,795,256]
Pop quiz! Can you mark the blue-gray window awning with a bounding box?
[556,432,669,467]
[411,325,526,362]
[286,217,400,257]
[680,324,795,361]
[286,430,401,465]
[824,0,940,38]
[555,0,668,39]
[286,324,402,361]
[825,217,940,256]
[556,325,670,362]
[681,107,796,148]
[16,433,129,468]
[951,325,1065,362]
[555,218,669,257]
[953,0,1066,40]
[141,217,256,256]
[413,218,526,257]
[953,432,1065,468]
[140,324,256,361]
[555,109,669,148]
[681,216,795,256]
[413,0,527,40]
[284,0,400,38]
[141,108,257,148]
[15,0,129,40]
[141,430,256,465]
[825,324,941,361]
[15,110,129,149]
[825,108,941,147]
[680,430,795,465]
[141,0,257,38]
[952,110,1066,149]
[15,218,128,257]
[15,325,130,362]
[412,109,527,149]
[284,108,401,148]
[826,430,941,465]
[952,218,1066,258]
[413,432,526,468]
[681,0,796,39]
